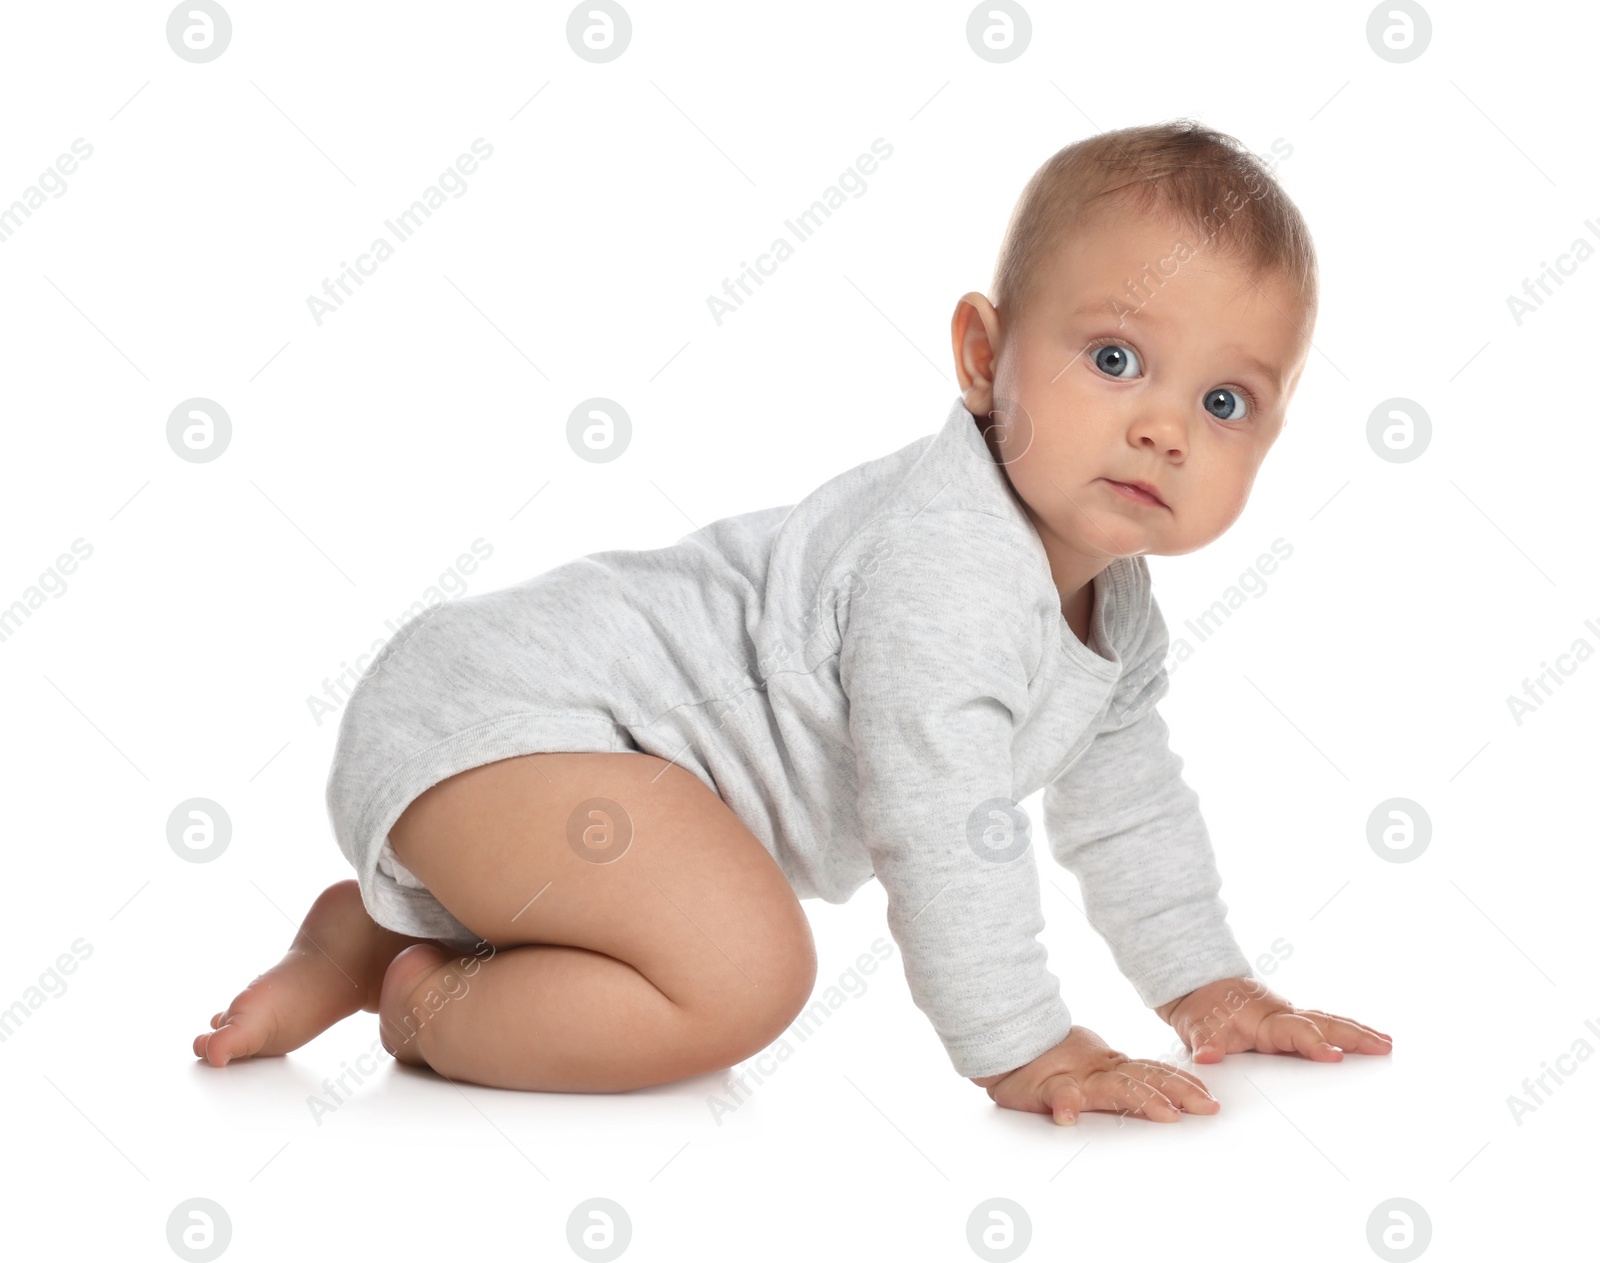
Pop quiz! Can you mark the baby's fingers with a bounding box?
[1297,1009,1394,1054]
[1085,1068,1183,1123]
[1037,1072,1086,1126]
[1259,1012,1343,1061]
[1132,1060,1221,1115]
[1186,1027,1230,1064]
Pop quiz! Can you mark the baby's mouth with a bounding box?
[1101,478,1168,509]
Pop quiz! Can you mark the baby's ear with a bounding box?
[951,292,1003,407]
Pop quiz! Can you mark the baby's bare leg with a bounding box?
[380,751,818,1092]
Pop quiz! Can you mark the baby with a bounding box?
[194,119,1391,1125]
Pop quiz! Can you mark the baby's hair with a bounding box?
[990,119,1318,325]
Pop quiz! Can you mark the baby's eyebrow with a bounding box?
[1217,347,1285,400]
[1069,301,1284,399]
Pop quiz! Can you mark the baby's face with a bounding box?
[969,209,1313,562]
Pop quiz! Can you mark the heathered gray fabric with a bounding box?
[326,396,1253,1079]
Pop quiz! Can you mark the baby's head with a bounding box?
[953,120,1318,564]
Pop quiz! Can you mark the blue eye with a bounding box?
[1092,343,1141,378]
[1204,387,1248,421]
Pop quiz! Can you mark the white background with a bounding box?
[1,2,1594,1260]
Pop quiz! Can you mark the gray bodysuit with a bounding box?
[325,396,1253,1079]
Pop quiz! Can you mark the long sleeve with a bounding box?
[836,511,1072,1080]
[1042,590,1253,1009]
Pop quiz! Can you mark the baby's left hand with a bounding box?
[1156,977,1392,1064]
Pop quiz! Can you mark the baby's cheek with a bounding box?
[1214,469,1257,526]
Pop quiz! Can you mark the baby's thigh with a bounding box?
[387,751,817,1018]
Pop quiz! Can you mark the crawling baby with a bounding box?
[195,119,1391,1125]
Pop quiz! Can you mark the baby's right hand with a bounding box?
[969,1025,1218,1125]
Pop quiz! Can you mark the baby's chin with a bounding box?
[1027,503,1159,560]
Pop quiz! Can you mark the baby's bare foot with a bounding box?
[193,879,402,1067]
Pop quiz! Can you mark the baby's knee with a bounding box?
[700,933,818,1066]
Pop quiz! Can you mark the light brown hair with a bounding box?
[990,119,1318,325]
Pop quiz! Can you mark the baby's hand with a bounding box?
[1156,977,1393,1064]
[969,1025,1218,1125]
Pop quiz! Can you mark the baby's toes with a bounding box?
[193,1007,275,1067]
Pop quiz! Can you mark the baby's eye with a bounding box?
[1091,342,1141,379]
[1203,387,1249,421]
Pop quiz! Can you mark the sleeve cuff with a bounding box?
[1124,932,1255,1011]
[942,992,1074,1080]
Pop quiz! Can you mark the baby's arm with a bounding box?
[1042,699,1255,1012]
[836,512,1073,1082]
[834,512,1228,1123]
[1044,610,1391,1064]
